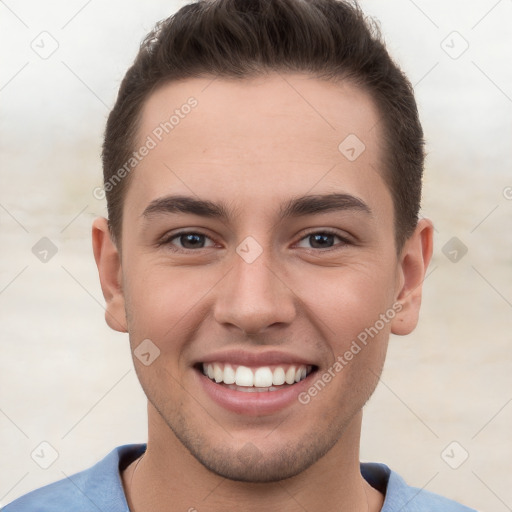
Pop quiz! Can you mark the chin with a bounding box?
[162,409,345,483]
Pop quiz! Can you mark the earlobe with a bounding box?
[91,217,128,333]
[391,218,434,336]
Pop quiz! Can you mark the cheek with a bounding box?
[295,267,393,415]
[123,247,397,354]
[296,261,397,344]
[123,262,218,342]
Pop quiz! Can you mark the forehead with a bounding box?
[125,73,389,221]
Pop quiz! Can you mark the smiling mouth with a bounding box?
[197,362,317,392]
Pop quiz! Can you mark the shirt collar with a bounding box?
[98,444,401,510]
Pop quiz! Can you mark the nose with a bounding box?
[213,247,296,336]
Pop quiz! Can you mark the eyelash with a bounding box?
[159,229,352,253]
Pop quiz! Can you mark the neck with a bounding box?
[122,406,384,512]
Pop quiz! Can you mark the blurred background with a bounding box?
[1,0,511,510]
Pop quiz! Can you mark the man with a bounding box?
[3,0,477,510]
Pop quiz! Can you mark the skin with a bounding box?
[92,73,433,512]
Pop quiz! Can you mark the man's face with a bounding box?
[102,74,417,481]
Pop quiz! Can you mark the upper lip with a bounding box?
[197,349,317,368]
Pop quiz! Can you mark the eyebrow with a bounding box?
[141,193,372,222]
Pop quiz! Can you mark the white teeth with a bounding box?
[285,366,296,385]
[201,362,311,388]
[295,366,306,383]
[253,367,273,387]
[235,365,254,386]
[272,367,286,386]
[225,384,283,392]
[223,363,236,384]
[213,363,223,383]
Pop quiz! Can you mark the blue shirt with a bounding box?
[2,444,477,511]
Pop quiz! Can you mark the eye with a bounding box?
[161,231,217,251]
[295,230,350,251]
[159,229,351,253]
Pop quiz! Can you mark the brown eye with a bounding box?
[162,231,216,251]
[296,230,350,251]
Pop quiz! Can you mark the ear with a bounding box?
[391,218,434,336]
[92,217,128,333]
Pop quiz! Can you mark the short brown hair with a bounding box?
[102,0,424,250]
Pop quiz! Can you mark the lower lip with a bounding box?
[195,368,316,416]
